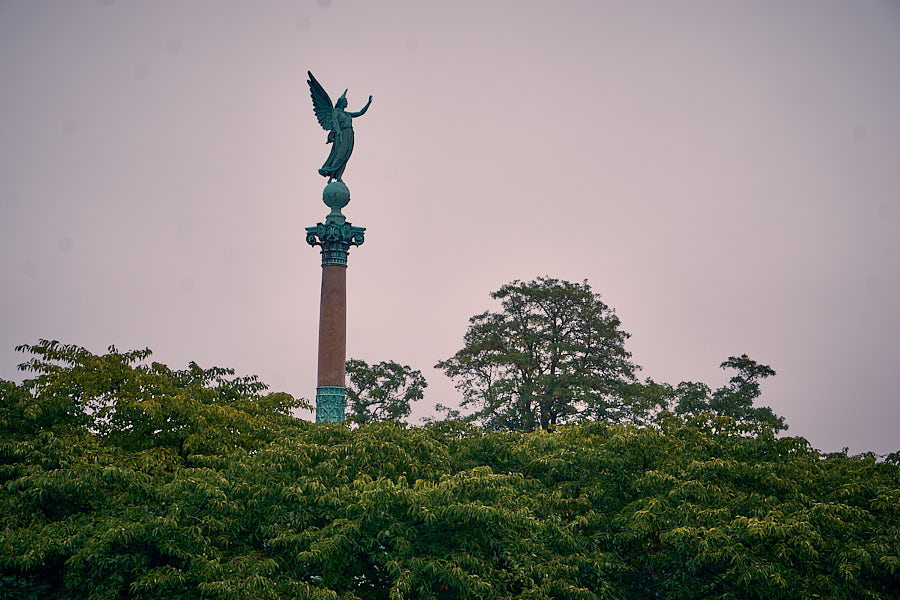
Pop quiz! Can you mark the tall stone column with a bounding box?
[305,181,364,423]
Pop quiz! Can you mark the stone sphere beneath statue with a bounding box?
[323,181,350,210]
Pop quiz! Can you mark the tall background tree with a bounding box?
[345,358,426,425]
[436,277,640,431]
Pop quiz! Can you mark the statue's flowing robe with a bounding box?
[319,110,354,181]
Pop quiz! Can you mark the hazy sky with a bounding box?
[2,0,898,454]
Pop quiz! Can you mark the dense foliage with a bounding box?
[2,341,899,599]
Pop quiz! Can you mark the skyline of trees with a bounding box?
[0,277,808,439]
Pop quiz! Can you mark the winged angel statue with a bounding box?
[307,71,373,183]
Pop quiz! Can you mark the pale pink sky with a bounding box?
[1,0,898,454]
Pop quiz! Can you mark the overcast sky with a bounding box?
[1,0,898,454]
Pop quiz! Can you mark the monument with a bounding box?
[304,72,372,423]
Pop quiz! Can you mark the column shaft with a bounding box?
[317,264,347,387]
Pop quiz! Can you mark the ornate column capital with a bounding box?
[305,217,365,267]
[306,180,365,267]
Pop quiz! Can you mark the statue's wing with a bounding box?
[307,71,334,131]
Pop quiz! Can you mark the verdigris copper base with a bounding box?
[315,386,347,423]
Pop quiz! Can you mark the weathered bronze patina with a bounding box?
[307,71,372,183]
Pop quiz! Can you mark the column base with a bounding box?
[315,386,346,423]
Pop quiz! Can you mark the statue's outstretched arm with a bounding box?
[349,95,373,118]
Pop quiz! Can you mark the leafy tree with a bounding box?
[345,358,427,425]
[436,277,639,432]
[671,353,786,433]
[7,339,308,456]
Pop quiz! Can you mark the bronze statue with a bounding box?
[307,71,373,183]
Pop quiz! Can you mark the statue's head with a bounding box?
[336,90,348,109]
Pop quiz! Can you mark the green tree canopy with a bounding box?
[436,277,640,432]
[345,358,427,425]
[2,340,899,599]
[3,339,309,455]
